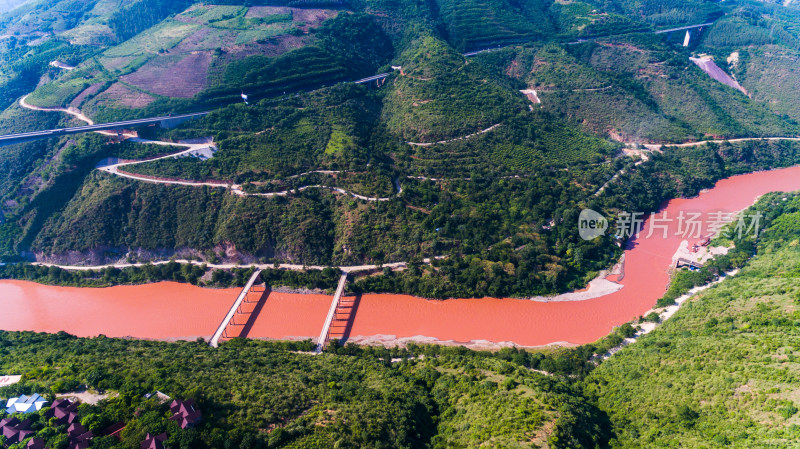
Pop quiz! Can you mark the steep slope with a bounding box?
[23,5,394,120]
[434,0,555,51]
[382,34,524,143]
[0,333,610,449]
[697,3,800,124]
[585,193,800,448]
[5,0,800,302]
[593,0,723,28]
[505,34,797,143]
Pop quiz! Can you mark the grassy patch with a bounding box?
[324,126,353,155]
[104,20,198,58]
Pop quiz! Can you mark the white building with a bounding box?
[5,394,48,414]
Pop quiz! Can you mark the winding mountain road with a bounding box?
[644,136,800,151]
[20,94,401,201]
[406,124,501,146]
[98,143,400,201]
[20,94,95,126]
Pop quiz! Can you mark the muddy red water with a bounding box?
[0,282,237,340]
[3,166,800,346]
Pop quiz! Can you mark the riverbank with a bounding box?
[4,164,800,348]
[598,269,739,361]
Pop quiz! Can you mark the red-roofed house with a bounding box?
[46,398,80,426]
[0,417,33,444]
[168,400,201,429]
[140,432,168,449]
[25,438,47,449]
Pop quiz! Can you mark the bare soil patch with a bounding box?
[96,82,155,108]
[122,52,212,98]
[174,27,236,52]
[70,83,105,108]
[291,8,340,27]
[57,391,114,405]
[237,34,308,56]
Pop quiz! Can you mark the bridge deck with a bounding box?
[209,269,263,347]
[0,112,208,147]
[654,22,714,34]
[315,272,349,353]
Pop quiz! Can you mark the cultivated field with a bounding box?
[121,52,212,98]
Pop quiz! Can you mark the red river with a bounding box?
[3,166,800,346]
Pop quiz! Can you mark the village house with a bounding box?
[140,432,168,449]
[168,399,202,429]
[0,417,34,445]
[4,394,48,414]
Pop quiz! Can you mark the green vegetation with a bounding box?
[0,261,213,288]
[0,332,611,448]
[383,34,524,143]
[8,1,800,447]
[6,0,800,303]
[585,192,800,447]
[434,0,553,51]
[596,0,723,28]
[504,35,797,143]
[141,84,382,182]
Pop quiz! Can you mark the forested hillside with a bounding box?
[585,192,800,447]
[0,332,610,449]
[504,35,796,143]
[3,0,800,301]
[7,0,800,447]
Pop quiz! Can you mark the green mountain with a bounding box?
[3,0,800,300]
[7,0,800,447]
[585,192,800,448]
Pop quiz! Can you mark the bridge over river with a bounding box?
[209,270,354,352]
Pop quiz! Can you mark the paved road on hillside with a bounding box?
[1,95,208,146]
[642,136,800,151]
[0,111,208,146]
[1,18,724,147]
[654,22,716,34]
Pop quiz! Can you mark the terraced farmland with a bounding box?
[434,0,553,50]
[21,3,346,118]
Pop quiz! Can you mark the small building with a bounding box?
[67,422,93,441]
[168,399,202,429]
[140,432,168,449]
[26,438,47,449]
[46,398,80,425]
[0,417,33,444]
[676,257,703,270]
[5,394,48,414]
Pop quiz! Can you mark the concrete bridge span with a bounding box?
[0,111,208,147]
